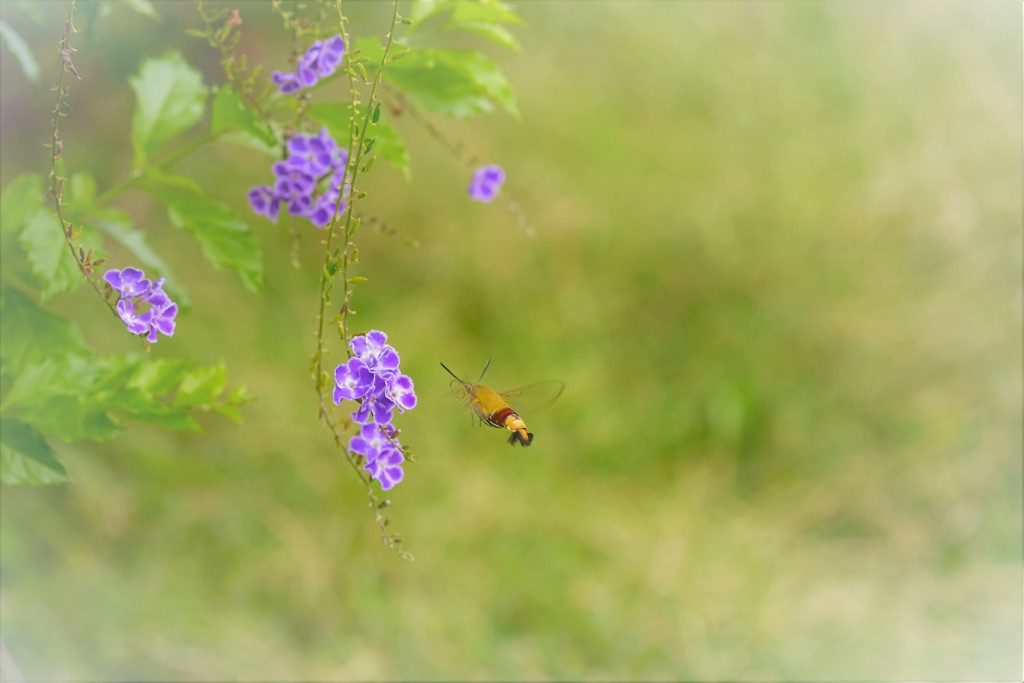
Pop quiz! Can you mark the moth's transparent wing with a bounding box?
[498,380,565,414]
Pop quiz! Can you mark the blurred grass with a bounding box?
[1,0,1020,680]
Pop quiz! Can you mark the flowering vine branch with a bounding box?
[305,0,412,558]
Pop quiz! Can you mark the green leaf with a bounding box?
[127,357,190,396]
[360,40,517,119]
[2,357,122,443]
[0,418,69,486]
[175,363,228,407]
[119,0,162,21]
[405,1,522,50]
[1,173,45,234]
[69,172,98,213]
[144,175,263,292]
[0,20,41,84]
[0,285,89,378]
[18,209,100,300]
[445,2,522,51]
[88,207,191,308]
[210,86,276,146]
[448,22,519,52]
[129,51,208,165]
[308,103,411,180]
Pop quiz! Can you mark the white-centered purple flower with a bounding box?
[469,164,505,203]
[364,447,404,491]
[104,266,179,344]
[104,267,152,298]
[145,289,178,343]
[333,357,373,403]
[116,298,152,335]
[349,422,394,462]
[388,374,417,412]
[332,330,417,491]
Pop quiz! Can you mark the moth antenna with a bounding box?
[439,361,463,382]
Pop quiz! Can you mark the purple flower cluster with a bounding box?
[469,164,505,203]
[272,35,346,94]
[333,331,417,490]
[103,267,178,344]
[248,128,349,228]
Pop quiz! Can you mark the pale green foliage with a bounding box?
[0,19,40,83]
[129,51,207,165]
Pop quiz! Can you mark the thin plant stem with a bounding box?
[47,0,120,320]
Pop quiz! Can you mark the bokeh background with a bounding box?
[1,1,1021,680]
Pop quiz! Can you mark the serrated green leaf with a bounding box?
[210,86,276,146]
[1,173,45,234]
[0,418,69,486]
[2,356,122,443]
[120,0,162,21]
[308,103,411,180]
[127,357,190,396]
[125,407,201,431]
[0,20,41,84]
[145,176,262,292]
[0,285,89,378]
[88,207,191,308]
[360,40,517,119]
[18,209,100,300]
[175,363,228,407]
[129,51,208,165]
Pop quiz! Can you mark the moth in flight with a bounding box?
[440,360,564,446]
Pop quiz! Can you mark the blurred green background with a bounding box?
[1,1,1021,679]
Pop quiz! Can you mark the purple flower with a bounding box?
[288,128,338,175]
[316,35,346,77]
[364,448,404,490]
[469,164,505,203]
[248,128,349,230]
[247,186,281,222]
[271,70,302,94]
[272,34,346,94]
[351,375,395,426]
[116,299,152,335]
[351,330,389,364]
[104,266,180,344]
[388,374,417,412]
[104,267,152,298]
[349,422,394,461]
[332,329,416,490]
[145,290,178,343]
[306,192,344,228]
[333,357,373,404]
